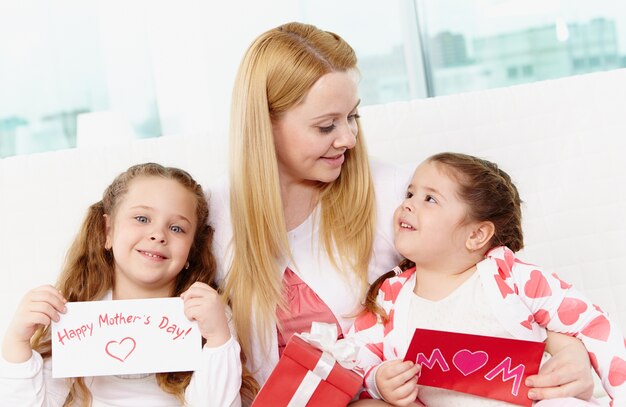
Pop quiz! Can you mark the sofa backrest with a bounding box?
[2,69,625,338]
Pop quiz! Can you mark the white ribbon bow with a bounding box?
[297,322,359,370]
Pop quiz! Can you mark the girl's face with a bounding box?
[393,161,477,270]
[272,70,360,187]
[105,176,197,299]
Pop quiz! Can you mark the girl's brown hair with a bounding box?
[30,163,256,405]
[364,152,523,321]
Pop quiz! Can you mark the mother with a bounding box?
[209,22,593,403]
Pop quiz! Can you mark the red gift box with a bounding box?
[251,336,363,406]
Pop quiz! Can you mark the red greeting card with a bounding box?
[404,328,545,406]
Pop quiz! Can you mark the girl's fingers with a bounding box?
[180,282,216,300]
[527,380,588,401]
[393,378,419,402]
[391,364,420,398]
[22,312,54,328]
[183,297,225,322]
[396,386,420,406]
[27,301,64,322]
[28,286,67,312]
[384,361,420,388]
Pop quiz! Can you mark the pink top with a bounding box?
[276,268,343,357]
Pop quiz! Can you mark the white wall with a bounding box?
[138,1,303,137]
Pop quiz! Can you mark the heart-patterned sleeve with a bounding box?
[348,274,409,399]
[492,247,626,403]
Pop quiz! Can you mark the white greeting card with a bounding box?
[51,297,201,377]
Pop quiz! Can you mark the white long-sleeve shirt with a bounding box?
[208,160,411,385]
[0,298,242,407]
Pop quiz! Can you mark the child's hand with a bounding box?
[2,285,67,363]
[181,282,231,348]
[525,333,593,401]
[375,359,421,406]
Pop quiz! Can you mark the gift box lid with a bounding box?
[283,335,362,395]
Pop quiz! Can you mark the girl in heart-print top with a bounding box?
[348,152,626,406]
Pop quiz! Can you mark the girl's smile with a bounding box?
[137,249,168,261]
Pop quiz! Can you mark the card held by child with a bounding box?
[52,297,202,378]
[404,328,545,406]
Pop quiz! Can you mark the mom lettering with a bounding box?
[414,348,526,396]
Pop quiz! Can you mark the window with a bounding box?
[302,0,423,105]
[507,67,519,79]
[0,1,161,158]
[3,1,626,157]
[420,1,626,96]
[303,0,626,99]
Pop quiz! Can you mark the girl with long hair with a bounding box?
[1,163,250,406]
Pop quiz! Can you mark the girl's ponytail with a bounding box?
[362,259,415,323]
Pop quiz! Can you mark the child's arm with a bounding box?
[525,332,594,401]
[513,262,626,402]
[2,285,66,363]
[349,277,420,403]
[374,360,421,406]
[181,282,242,407]
[0,285,69,406]
[181,282,231,347]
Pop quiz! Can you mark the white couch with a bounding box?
[2,69,625,358]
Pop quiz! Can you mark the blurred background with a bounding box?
[1,0,625,158]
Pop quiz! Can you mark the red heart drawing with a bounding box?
[609,357,626,387]
[557,298,588,326]
[105,337,137,362]
[452,349,488,376]
[524,270,552,298]
[581,315,611,342]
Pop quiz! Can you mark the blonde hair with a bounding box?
[225,22,375,380]
[30,163,255,405]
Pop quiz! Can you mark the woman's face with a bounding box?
[272,70,360,186]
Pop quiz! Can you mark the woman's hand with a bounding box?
[375,360,422,406]
[2,285,66,363]
[181,282,231,348]
[525,332,594,401]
